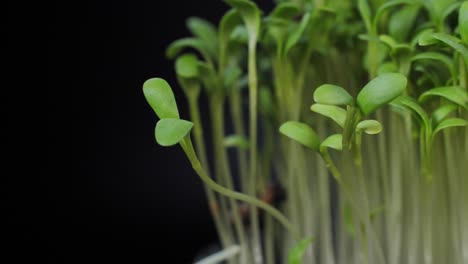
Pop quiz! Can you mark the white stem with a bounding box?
[194,245,241,264]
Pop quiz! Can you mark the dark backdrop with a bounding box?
[41,0,275,263]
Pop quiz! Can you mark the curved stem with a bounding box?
[182,137,301,241]
[188,95,233,249]
[195,245,241,264]
[209,97,248,263]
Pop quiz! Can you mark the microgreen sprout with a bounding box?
[143,1,468,263]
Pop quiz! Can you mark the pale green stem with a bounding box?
[247,37,262,264]
[287,142,299,231]
[182,137,300,240]
[321,150,366,263]
[188,95,234,251]
[352,137,370,264]
[209,97,249,264]
[388,114,402,264]
[443,132,462,263]
[195,245,241,264]
[368,41,378,79]
[419,125,434,263]
[229,90,249,194]
[344,134,387,264]
[264,215,275,264]
[317,122,336,264]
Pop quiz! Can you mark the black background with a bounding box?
[16,0,276,264]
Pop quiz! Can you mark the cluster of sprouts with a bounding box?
[143,0,468,263]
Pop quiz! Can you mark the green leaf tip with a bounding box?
[373,0,416,34]
[358,0,372,33]
[432,104,458,125]
[419,86,468,110]
[433,118,468,138]
[155,118,193,147]
[175,53,199,78]
[219,9,242,46]
[391,96,430,128]
[279,121,320,151]
[389,5,420,42]
[460,1,468,43]
[310,104,347,128]
[356,120,383,134]
[284,12,311,55]
[270,2,301,20]
[313,84,354,106]
[224,0,261,39]
[320,134,343,153]
[224,135,249,149]
[357,73,407,116]
[166,38,212,64]
[143,78,180,119]
[186,17,218,57]
[417,30,437,46]
[287,237,315,264]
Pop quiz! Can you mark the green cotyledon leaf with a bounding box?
[313,84,354,106]
[411,52,456,78]
[357,73,407,116]
[432,103,458,125]
[358,0,372,33]
[224,0,261,42]
[284,12,311,55]
[391,96,430,128]
[175,53,199,78]
[432,118,468,139]
[310,104,347,128]
[143,78,180,119]
[320,134,343,153]
[389,4,420,42]
[270,1,301,20]
[373,0,416,34]
[279,121,320,150]
[419,32,468,67]
[419,86,468,110]
[186,17,218,58]
[166,38,212,63]
[287,237,315,264]
[356,120,383,134]
[155,118,193,146]
[219,9,242,66]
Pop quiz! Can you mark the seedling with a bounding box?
[143,1,468,263]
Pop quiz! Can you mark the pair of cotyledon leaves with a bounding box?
[143,77,251,149]
[167,0,263,98]
[265,2,335,57]
[143,78,194,147]
[358,0,468,79]
[391,86,468,142]
[416,1,468,67]
[167,0,260,59]
[359,0,466,36]
[143,76,314,264]
[280,73,407,152]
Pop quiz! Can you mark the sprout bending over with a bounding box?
[143,1,468,263]
[143,78,300,241]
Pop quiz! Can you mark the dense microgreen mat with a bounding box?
[143,1,468,263]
